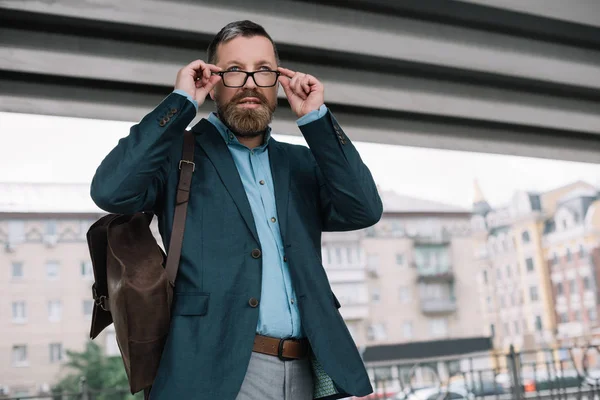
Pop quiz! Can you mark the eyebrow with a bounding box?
[225,59,275,68]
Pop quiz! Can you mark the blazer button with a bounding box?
[249,297,259,308]
[251,248,262,259]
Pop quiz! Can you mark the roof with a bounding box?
[381,190,470,214]
[362,336,492,363]
[0,182,103,214]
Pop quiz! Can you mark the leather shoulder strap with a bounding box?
[165,130,195,286]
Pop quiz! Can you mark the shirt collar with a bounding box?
[207,112,271,152]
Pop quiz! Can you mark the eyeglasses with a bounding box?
[212,70,281,88]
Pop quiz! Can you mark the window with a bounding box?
[403,321,413,339]
[45,220,58,236]
[346,247,353,263]
[584,277,591,290]
[482,270,488,284]
[553,253,559,266]
[105,329,120,357]
[504,323,510,336]
[83,300,93,318]
[574,310,582,322]
[530,286,539,302]
[500,295,506,308]
[399,287,411,304]
[371,288,381,304]
[496,268,502,280]
[12,301,26,323]
[12,345,28,367]
[335,248,342,264]
[48,300,62,322]
[49,343,63,363]
[46,261,59,279]
[580,245,586,258]
[560,312,569,323]
[430,318,448,338]
[522,231,530,243]
[11,262,23,279]
[535,315,543,331]
[570,279,577,294]
[490,324,495,337]
[506,265,511,278]
[326,247,332,264]
[367,324,387,341]
[8,220,25,244]
[514,321,520,335]
[567,249,572,262]
[525,258,534,272]
[81,261,93,278]
[589,308,597,321]
[557,282,563,296]
[396,254,404,265]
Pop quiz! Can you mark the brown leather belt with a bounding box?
[253,334,310,361]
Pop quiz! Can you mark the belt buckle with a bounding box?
[278,339,294,362]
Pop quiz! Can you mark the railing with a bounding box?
[360,343,600,400]
[420,297,457,314]
[2,378,141,400]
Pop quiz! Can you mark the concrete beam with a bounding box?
[1,0,600,89]
[2,79,600,164]
[2,28,600,134]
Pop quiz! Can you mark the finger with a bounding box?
[301,75,311,94]
[278,76,294,98]
[293,74,307,100]
[277,67,296,78]
[197,74,222,97]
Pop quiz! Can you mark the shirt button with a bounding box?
[271,217,276,223]
[259,180,265,185]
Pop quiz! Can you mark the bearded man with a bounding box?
[91,19,382,400]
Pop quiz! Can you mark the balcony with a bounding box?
[416,265,454,283]
[413,232,452,245]
[420,297,457,314]
[339,304,369,320]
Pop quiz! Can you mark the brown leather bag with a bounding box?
[87,130,195,394]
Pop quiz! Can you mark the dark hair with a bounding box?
[207,20,279,65]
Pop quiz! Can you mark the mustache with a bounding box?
[232,90,269,104]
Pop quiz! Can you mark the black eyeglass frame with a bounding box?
[210,70,281,88]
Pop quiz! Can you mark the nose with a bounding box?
[243,74,257,89]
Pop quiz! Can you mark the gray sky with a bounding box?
[2,111,600,210]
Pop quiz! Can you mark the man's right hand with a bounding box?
[174,60,222,107]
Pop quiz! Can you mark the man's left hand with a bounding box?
[278,67,325,118]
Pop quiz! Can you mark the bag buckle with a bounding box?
[92,283,109,312]
[178,160,195,171]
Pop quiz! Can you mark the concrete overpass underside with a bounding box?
[1,0,600,162]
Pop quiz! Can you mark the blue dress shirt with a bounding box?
[173,90,327,339]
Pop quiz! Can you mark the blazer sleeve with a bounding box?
[90,92,197,214]
[299,110,383,231]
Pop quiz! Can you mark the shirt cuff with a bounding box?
[172,89,199,111]
[296,104,328,126]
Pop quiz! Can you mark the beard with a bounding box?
[215,89,277,138]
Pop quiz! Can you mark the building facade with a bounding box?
[472,180,600,356]
[335,190,483,348]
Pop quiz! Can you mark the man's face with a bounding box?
[210,35,279,137]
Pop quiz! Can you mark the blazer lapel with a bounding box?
[192,120,260,244]
[268,138,290,245]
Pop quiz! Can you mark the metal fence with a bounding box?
[1,378,141,400]
[366,343,600,400]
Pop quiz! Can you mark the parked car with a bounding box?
[392,387,473,400]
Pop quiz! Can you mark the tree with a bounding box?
[53,340,142,400]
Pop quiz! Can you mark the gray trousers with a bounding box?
[235,351,314,400]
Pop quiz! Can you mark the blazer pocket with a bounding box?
[172,293,210,316]
[332,291,341,309]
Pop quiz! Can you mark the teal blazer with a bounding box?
[90,93,383,399]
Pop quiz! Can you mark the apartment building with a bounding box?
[354,190,483,347]
[472,180,600,354]
[0,183,111,397]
